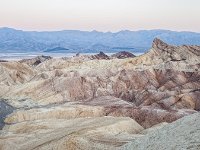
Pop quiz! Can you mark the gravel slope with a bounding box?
[121,112,200,150]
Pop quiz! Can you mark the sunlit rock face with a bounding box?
[0,39,199,150]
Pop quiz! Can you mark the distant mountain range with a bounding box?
[0,27,200,53]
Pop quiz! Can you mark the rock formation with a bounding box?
[0,38,199,149]
[91,51,110,60]
[111,51,135,59]
[0,60,8,62]
[19,55,52,66]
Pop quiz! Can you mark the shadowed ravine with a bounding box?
[0,100,15,129]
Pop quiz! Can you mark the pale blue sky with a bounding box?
[0,0,199,32]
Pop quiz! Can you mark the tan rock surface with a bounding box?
[0,61,36,86]
[0,39,199,149]
[0,117,143,150]
[121,112,200,150]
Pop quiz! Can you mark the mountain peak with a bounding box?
[152,38,169,49]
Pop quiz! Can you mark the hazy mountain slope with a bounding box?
[0,27,200,52]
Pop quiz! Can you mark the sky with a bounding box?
[0,0,199,32]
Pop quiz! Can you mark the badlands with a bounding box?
[0,38,200,150]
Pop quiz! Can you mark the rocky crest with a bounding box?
[91,51,110,60]
[0,39,199,150]
[19,55,52,66]
[111,51,135,59]
[152,38,200,62]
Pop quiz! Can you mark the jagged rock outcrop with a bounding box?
[91,51,110,60]
[151,38,200,62]
[0,38,199,149]
[0,60,8,62]
[111,51,135,59]
[127,38,200,71]
[0,61,36,85]
[19,55,52,66]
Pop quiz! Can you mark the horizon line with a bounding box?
[0,27,200,34]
